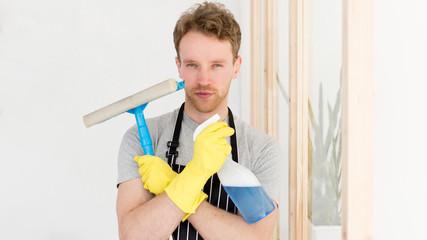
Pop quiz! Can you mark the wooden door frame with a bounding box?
[250,0,278,138]
[341,0,374,238]
[289,0,309,239]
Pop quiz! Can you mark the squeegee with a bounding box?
[83,78,185,155]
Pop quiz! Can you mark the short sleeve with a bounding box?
[117,124,143,186]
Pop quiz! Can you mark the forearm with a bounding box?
[118,192,185,240]
[188,200,278,240]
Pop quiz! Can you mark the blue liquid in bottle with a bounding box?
[223,186,276,223]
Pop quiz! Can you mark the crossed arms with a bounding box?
[117,178,278,240]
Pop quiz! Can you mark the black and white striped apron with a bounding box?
[166,103,238,240]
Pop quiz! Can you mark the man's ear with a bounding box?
[232,56,242,79]
[175,57,183,79]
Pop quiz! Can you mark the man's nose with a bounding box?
[197,67,211,86]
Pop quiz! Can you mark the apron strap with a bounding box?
[166,103,185,165]
[228,107,238,163]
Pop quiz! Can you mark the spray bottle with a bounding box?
[193,114,276,223]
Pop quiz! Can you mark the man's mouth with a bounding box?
[195,91,214,99]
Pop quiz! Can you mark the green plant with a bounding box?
[308,82,342,226]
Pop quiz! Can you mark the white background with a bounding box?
[0,0,248,239]
[374,0,427,239]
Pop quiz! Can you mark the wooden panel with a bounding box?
[341,0,374,239]
[264,0,278,138]
[289,0,309,239]
[263,0,279,239]
[250,0,263,131]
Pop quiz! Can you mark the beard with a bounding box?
[185,87,229,113]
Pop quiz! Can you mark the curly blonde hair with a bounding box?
[173,1,241,61]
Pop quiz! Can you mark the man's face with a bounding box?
[176,30,241,114]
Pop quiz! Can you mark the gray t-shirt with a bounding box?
[117,107,281,204]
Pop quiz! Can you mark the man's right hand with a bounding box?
[190,121,235,176]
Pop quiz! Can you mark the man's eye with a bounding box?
[187,63,196,67]
[213,64,222,68]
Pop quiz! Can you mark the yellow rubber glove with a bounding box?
[134,155,208,221]
[165,121,234,214]
[134,155,177,195]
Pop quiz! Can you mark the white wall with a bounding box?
[278,0,290,239]
[374,0,427,239]
[0,1,250,239]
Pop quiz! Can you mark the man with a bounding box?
[116,2,280,239]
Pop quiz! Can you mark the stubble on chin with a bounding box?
[186,91,222,113]
[188,96,217,113]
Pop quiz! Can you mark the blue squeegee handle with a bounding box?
[132,103,154,156]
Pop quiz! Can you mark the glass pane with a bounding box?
[308,0,342,239]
